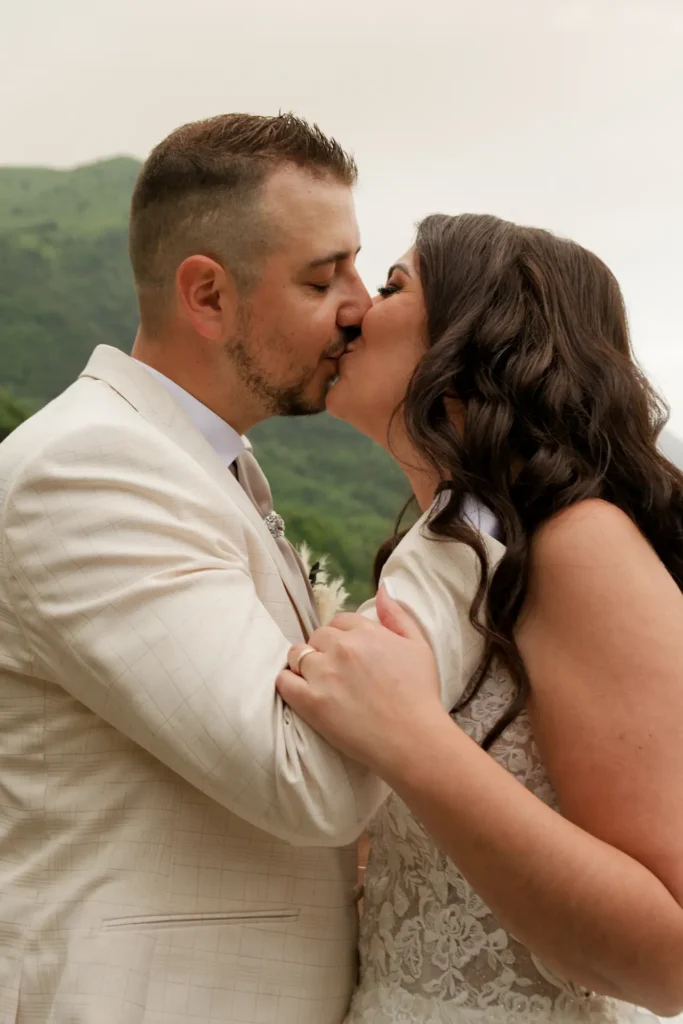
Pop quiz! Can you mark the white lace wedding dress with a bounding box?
[346,670,663,1023]
[345,506,669,1024]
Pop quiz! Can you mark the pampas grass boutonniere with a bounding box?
[297,543,349,625]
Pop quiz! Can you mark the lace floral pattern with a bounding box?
[346,670,658,1024]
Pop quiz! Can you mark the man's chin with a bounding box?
[277,398,324,418]
[274,383,327,418]
[324,376,349,420]
[295,374,338,416]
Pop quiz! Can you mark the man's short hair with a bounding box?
[129,112,357,330]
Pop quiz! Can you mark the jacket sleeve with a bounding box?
[358,520,496,710]
[1,423,387,846]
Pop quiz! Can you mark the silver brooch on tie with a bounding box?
[264,511,286,540]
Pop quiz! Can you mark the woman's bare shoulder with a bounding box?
[529,498,649,570]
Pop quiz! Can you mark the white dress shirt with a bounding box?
[136,361,247,466]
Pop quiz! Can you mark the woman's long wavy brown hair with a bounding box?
[374,213,683,748]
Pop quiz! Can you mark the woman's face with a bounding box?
[326,247,427,448]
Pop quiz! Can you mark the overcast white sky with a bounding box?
[2,0,682,431]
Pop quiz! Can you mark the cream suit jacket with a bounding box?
[0,345,496,1024]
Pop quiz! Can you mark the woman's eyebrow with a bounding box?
[387,262,411,277]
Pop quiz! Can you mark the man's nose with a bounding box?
[336,276,372,329]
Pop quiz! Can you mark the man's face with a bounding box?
[226,165,372,417]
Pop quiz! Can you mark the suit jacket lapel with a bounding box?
[79,346,318,636]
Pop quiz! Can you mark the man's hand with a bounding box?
[276,584,443,776]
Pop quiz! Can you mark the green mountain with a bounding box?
[0,158,141,401]
[0,159,406,603]
[0,157,141,236]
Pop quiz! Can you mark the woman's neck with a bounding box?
[396,459,442,513]
[379,425,442,512]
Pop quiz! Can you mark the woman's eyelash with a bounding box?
[377,284,399,298]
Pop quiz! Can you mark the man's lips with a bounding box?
[326,345,347,361]
[327,330,362,362]
[323,338,360,374]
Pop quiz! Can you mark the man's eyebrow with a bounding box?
[306,246,361,270]
[387,262,412,277]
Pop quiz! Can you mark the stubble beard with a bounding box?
[225,309,331,419]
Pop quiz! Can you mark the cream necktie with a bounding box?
[234,449,318,635]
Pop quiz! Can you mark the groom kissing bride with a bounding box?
[1,113,683,1024]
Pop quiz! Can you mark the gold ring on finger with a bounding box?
[293,645,317,675]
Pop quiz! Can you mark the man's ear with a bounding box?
[176,255,239,341]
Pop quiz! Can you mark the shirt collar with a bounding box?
[136,362,247,466]
[433,489,501,541]
[460,494,501,541]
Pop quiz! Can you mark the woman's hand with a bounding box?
[276,584,444,777]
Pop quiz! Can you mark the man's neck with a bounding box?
[131,329,262,435]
